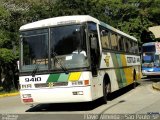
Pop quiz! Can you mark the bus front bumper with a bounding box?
[20,86,94,104]
[142,70,160,76]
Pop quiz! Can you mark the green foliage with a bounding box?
[0,48,17,63]
[0,4,10,18]
[0,30,10,48]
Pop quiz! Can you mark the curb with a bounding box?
[152,82,160,91]
[0,92,19,98]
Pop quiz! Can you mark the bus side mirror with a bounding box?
[91,36,97,50]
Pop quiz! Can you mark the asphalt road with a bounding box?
[0,77,160,120]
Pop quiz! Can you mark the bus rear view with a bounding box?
[142,42,160,76]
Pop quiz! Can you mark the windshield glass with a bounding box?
[50,24,89,70]
[21,29,49,72]
[142,53,160,67]
[20,24,89,72]
[142,55,153,63]
[142,45,155,52]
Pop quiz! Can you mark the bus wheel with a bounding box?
[101,82,109,104]
[133,71,137,89]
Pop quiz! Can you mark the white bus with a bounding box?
[19,15,141,104]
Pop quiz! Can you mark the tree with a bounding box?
[0,1,21,90]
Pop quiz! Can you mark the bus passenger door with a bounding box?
[87,22,101,98]
[88,22,100,77]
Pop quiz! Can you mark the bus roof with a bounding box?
[20,15,98,30]
[20,15,137,41]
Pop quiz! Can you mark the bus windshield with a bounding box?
[20,24,89,72]
[142,45,155,52]
[142,53,160,67]
[21,29,49,72]
[50,24,89,70]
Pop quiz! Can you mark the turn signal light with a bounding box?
[84,80,89,85]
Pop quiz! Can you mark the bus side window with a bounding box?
[134,43,139,54]
[99,26,110,49]
[110,32,118,50]
[129,41,134,53]
[117,35,125,51]
[130,41,139,54]
[124,38,131,52]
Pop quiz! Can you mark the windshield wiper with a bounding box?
[31,59,43,77]
[52,52,69,74]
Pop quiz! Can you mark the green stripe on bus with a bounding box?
[116,54,122,67]
[115,69,123,88]
[120,69,127,87]
[116,54,127,87]
[47,74,60,82]
[58,73,69,82]
[111,53,119,68]
[111,53,122,88]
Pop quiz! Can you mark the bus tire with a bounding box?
[133,70,136,89]
[101,81,110,104]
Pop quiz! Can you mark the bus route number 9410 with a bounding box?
[25,77,41,82]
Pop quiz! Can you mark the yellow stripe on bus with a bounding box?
[68,72,81,81]
[124,68,133,85]
[121,54,127,66]
[121,55,133,85]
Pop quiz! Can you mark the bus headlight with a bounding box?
[148,69,153,72]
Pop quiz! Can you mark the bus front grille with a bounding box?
[34,82,68,88]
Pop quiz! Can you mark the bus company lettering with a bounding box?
[127,57,137,63]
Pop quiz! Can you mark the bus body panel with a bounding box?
[100,52,141,92]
